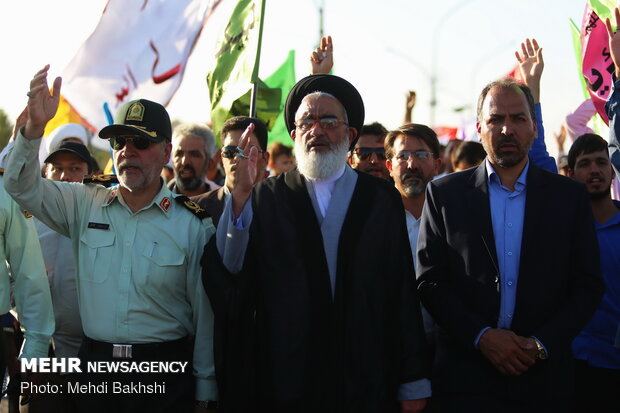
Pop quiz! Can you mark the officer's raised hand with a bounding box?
[24,64,61,140]
[231,123,259,217]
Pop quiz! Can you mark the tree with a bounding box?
[0,108,13,151]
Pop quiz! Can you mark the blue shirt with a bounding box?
[529,103,557,174]
[605,78,620,177]
[573,201,620,369]
[487,159,529,329]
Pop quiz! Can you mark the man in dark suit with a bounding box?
[416,78,604,412]
[192,116,269,227]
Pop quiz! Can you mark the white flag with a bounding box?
[61,0,221,149]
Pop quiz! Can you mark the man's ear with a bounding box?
[163,142,172,164]
[568,167,575,178]
[476,121,481,135]
[434,157,443,175]
[386,158,393,175]
[290,129,296,141]
[347,127,357,146]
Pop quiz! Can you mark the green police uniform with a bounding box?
[4,135,217,401]
[0,172,54,360]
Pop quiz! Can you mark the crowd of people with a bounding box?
[0,10,619,413]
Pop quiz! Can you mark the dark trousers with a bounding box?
[28,372,79,413]
[76,336,194,413]
[575,359,620,413]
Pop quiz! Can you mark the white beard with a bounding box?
[295,135,350,180]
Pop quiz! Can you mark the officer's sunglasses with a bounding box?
[352,147,386,161]
[109,135,152,151]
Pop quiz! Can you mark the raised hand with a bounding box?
[310,35,334,75]
[555,124,566,153]
[515,38,543,103]
[25,65,61,140]
[231,123,259,218]
[404,90,416,124]
[10,106,29,142]
[605,7,620,79]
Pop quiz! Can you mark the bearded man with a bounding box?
[203,74,430,413]
[169,122,218,196]
[416,78,604,412]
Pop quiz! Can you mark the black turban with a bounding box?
[284,74,365,149]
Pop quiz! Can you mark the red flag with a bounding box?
[504,64,525,84]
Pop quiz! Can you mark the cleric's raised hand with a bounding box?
[605,7,620,79]
[515,38,543,103]
[310,35,334,75]
[24,65,61,140]
[231,123,259,218]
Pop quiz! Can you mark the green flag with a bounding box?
[207,0,266,142]
[265,50,296,146]
[588,0,615,20]
[228,78,282,131]
[570,18,590,101]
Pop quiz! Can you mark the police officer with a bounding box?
[0,170,54,362]
[5,65,217,412]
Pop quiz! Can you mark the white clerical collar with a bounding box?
[305,165,346,218]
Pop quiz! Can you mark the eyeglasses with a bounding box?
[294,117,347,131]
[221,145,263,159]
[352,147,386,161]
[394,150,434,162]
[109,135,152,150]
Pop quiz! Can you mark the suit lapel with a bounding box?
[467,164,500,286]
[515,163,547,316]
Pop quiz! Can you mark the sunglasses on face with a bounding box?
[109,135,152,150]
[294,117,347,131]
[353,147,386,161]
[221,145,264,159]
[394,150,434,163]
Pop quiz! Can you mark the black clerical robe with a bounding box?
[202,169,429,413]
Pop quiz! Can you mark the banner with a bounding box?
[264,50,296,146]
[207,0,266,142]
[581,4,614,124]
[47,0,221,149]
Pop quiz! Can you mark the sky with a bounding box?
[0,0,593,155]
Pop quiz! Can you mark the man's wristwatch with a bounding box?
[532,337,548,360]
[196,400,218,409]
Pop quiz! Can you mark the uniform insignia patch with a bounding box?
[126,102,145,122]
[105,190,117,205]
[21,209,33,218]
[160,197,171,212]
[174,196,209,219]
[83,174,119,187]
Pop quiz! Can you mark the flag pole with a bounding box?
[249,0,266,117]
[249,83,259,117]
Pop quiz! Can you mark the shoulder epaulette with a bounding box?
[174,195,210,220]
[83,174,119,187]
